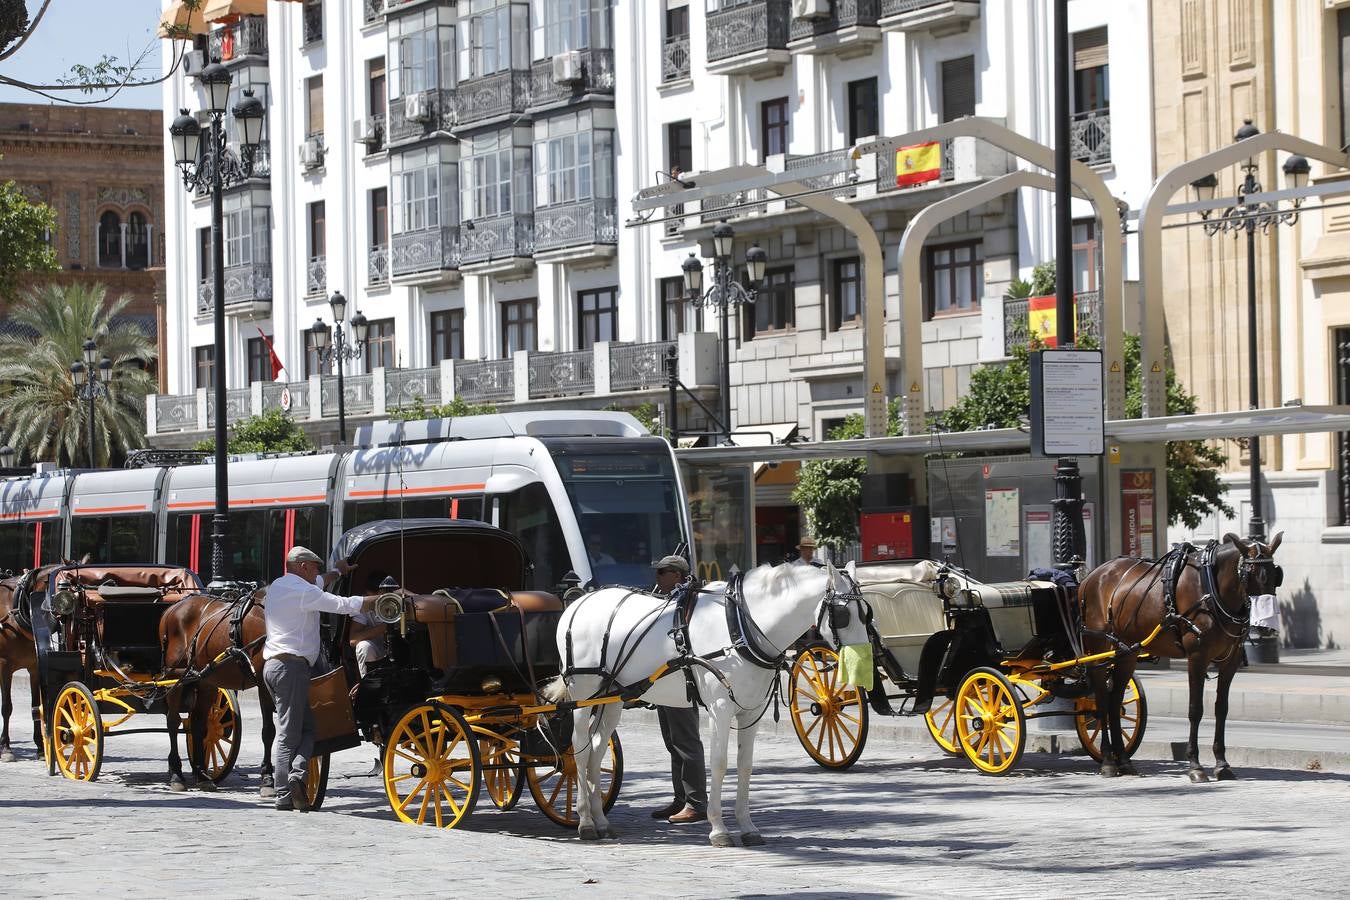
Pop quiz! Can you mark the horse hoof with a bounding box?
[1188,769,1209,784]
[195,779,217,792]
[741,832,765,847]
[169,778,187,793]
[1119,762,1140,777]
[710,833,735,848]
[1214,766,1237,781]
[0,749,15,763]
[578,825,600,842]
[602,827,619,840]
[1099,764,1119,778]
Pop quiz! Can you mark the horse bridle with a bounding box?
[815,572,873,638]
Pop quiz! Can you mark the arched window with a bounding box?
[126,212,150,269]
[98,211,122,268]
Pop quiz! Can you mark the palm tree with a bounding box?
[0,282,156,467]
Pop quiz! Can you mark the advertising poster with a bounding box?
[1024,507,1053,571]
[985,488,1020,557]
[1121,469,1156,559]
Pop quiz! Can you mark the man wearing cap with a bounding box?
[262,546,373,812]
[793,536,823,567]
[650,554,707,824]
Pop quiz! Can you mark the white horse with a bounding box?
[544,561,872,847]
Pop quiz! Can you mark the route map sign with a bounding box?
[1029,348,1104,457]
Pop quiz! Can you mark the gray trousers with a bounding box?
[657,705,706,811]
[263,656,317,799]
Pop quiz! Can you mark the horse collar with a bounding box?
[724,573,783,670]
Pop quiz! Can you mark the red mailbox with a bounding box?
[860,506,928,561]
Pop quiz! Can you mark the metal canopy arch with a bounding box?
[1137,132,1350,417]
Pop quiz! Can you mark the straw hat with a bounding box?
[796,536,817,551]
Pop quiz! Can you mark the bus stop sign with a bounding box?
[1029,348,1104,457]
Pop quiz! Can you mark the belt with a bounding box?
[272,652,310,664]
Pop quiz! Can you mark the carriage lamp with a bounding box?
[50,589,77,616]
[480,675,503,694]
[937,574,960,601]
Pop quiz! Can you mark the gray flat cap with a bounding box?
[652,555,690,575]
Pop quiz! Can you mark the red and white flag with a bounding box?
[256,326,285,380]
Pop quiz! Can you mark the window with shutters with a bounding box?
[660,276,690,340]
[925,240,983,319]
[364,318,397,372]
[306,75,324,137]
[831,257,861,331]
[577,287,619,349]
[194,345,216,390]
[246,336,271,384]
[501,299,538,355]
[744,266,794,340]
[430,309,464,363]
[940,56,975,121]
[761,97,789,160]
[368,57,387,120]
[847,78,878,145]
[1072,28,1109,113]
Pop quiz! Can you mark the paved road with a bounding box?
[0,688,1346,899]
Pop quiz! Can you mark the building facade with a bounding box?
[0,103,165,384]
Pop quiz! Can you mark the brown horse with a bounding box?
[159,589,277,795]
[0,575,40,762]
[1079,532,1283,781]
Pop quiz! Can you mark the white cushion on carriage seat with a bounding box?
[855,559,941,586]
[93,585,163,600]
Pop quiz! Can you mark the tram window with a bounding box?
[449,496,484,522]
[0,521,64,573]
[71,515,155,563]
[294,507,329,561]
[496,483,569,592]
[341,497,447,531]
[228,509,270,583]
[166,514,201,573]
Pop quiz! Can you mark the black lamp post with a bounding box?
[168,61,267,581]
[1191,119,1310,542]
[681,221,767,440]
[310,291,369,445]
[70,338,112,469]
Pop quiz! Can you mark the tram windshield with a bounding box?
[546,438,687,589]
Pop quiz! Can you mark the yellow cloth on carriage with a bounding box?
[838,643,874,692]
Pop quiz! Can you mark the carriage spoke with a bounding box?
[396,776,431,813]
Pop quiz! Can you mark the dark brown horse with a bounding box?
[1080,532,1283,781]
[0,575,40,762]
[159,589,277,795]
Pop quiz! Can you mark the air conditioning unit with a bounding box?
[353,118,380,146]
[403,91,433,124]
[183,50,206,76]
[791,0,831,20]
[551,50,584,85]
[299,136,324,170]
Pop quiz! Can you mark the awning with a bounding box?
[728,422,799,447]
[159,0,209,38]
[203,0,268,23]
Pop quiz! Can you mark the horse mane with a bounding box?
[740,561,822,601]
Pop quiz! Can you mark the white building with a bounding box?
[155,0,1153,564]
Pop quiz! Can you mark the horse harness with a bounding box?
[1156,540,1280,654]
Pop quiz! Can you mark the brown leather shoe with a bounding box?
[650,799,684,819]
[667,804,707,824]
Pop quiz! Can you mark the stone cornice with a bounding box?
[0,132,162,155]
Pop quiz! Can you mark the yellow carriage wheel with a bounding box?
[383,704,480,829]
[954,667,1026,776]
[476,732,524,811]
[788,642,870,770]
[1074,676,1149,764]
[52,682,103,782]
[526,732,623,828]
[186,688,242,783]
[923,696,962,756]
[304,753,330,810]
[40,703,55,777]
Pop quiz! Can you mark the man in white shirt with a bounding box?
[262,546,372,812]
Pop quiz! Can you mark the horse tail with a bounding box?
[540,675,570,704]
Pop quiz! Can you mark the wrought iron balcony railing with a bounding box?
[456,69,532,127]
[534,198,618,254]
[529,49,615,111]
[302,1,323,44]
[369,245,390,284]
[307,255,326,296]
[197,262,273,315]
[788,0,880,42]
[363,0,384,24]
[706,0,790,64]
[611,341,675,392]
[1071,108,1111,167]
[460,213,534,264]
[454,358,515,404]
[528,349,595,399]
[391,225,461,277]
[386,367,441,408]
[1002,289,1101,355]
[211,15,267,63]
[663,34,691,82]
[386,87,455,146]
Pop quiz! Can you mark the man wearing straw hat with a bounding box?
[792,536,823,567]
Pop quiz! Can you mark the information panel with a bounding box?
[1030,348,1105,456]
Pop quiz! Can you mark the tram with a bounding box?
[0,411,691,593]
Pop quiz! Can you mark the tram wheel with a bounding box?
[788,642,870,770]
[186,688,242,783]
[52,682,103,782]
[1075,676,1148,764]
[526,732,623,828]
[383,703,480,829]
[954,667,1026,776]
[923,695,962,757]
[476,731,524,811]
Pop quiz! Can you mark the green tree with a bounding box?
[193,408,314,455]
[388,395,498,421]
[0,282,156,466]
[0,170,59,303]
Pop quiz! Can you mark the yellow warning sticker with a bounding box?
[1110,360,1121,373]
[871,382,882,393]
[1151,362,1162,373]
[910,381,921,393]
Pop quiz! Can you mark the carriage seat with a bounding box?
[57,566,201,606]
[409,588,563,621]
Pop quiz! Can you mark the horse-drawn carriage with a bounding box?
[21,563,243,783]
[309,519,623,829]
[790,560,1147,775]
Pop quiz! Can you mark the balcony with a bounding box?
[528,49,615,113]
[145,334,722,443]
[211,16,267,64]
[1002,289,1101,356]
[196,262,272,317]
[879,0,980,36]
[456,69,532,128]
[363,0,384,24]
[706,0,791,78]
[390,225,461,281]
[302,0,323,45]
[362,113,386,155]
[306,255,326,296]
[533,198,618,263]
[459,213,534,272]
[368,244,390,285]
[1071,108,1111,168]
[787,0,882,57]
[874,135,1006,194]
[662,34,691,84]
[386,88,456,148]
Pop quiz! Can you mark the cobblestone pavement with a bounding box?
[0,688,1346,899]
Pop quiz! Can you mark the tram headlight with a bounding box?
[373,591,405,625]
[49,589,76,616]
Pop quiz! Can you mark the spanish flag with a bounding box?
[1027,294,1077,348]
[894,141,941,187]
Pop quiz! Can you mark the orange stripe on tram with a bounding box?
[74,504,149,514]
[348,483,486,498]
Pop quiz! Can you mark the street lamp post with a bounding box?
[168,61,267,581]
[1191,119,1310,542]
[70,338,112,469]
[681,221,767,440]
[310,291,369,445]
